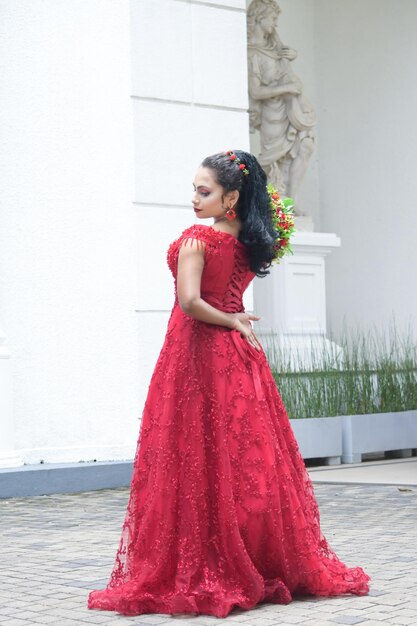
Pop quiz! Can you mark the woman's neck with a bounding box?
[212,216,242,237]
[248,24,273,49]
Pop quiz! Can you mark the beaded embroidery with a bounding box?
[88,224,371,619]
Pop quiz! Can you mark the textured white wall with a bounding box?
[314,0,417,338]
[0,0,139,462]
[131,0,253,408]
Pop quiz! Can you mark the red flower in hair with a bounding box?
[225,149,249,175]
[267,182,295,263]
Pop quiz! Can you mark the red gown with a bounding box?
[88,224,370,618]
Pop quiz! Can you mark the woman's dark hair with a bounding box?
[201,150,276,277]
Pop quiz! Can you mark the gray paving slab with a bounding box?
[308,458,417,486]
[0,482,416,625]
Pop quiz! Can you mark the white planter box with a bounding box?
[341,410,417,463]
[290,416,343,465]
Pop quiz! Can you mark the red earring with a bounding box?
[225,208,237,221]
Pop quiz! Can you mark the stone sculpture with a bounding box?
[247,0,316,217]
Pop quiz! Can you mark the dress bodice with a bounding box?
[167,224,256,314]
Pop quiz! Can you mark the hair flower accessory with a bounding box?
[267,182,296,263]
[226,150,249,176]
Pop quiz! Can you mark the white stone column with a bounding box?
[131,0,251,405]
[253,231,342,371]
[0,323,22,468]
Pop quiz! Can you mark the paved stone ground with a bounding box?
[0,483,416,626]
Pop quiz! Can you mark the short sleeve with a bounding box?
[179,225,222,252]
[167,225,221,276]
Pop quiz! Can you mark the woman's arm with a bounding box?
[176,238,261,349]
[249,78,301,101]
[177,239,236,328]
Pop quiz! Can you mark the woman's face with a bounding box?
[260,11,278,36]
[192,166,228,220]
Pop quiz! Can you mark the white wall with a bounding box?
[131,0,253,407]
[0,0,253,467]
[315,0,417,338]
[0,0,139,463]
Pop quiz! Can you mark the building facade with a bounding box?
[0,0,415,468]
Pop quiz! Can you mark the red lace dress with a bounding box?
[87,224,370,618]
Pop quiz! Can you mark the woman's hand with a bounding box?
[177,242,264,336]
[279,47,297,61]
[284,82,302,95]
[230,312,262,351]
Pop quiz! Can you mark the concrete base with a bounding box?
[386,448,414,459]
[290,416,342,465]
[0,460,133,499]
[325,455,342,466]
[342,410,417,464]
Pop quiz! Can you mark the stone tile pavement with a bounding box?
[0,482,416,626]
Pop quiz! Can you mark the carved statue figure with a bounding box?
[247,0,316,215]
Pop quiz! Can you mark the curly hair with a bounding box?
[247,0,281,38]
[201,150,276,277]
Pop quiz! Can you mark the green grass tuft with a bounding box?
[265,315,417,419]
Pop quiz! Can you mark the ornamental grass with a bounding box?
[266,315,417,419]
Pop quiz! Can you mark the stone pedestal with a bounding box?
[0,324,22,468]
[253,231,342,371]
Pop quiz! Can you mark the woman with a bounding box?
[88,150,370,618]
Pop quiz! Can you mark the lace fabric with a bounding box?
[87,224,370,618]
